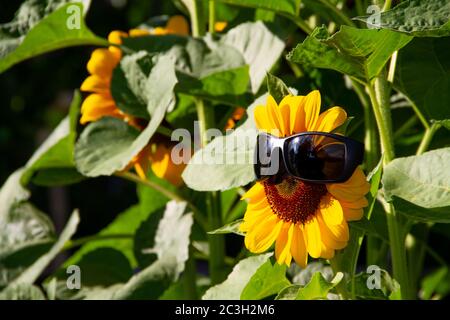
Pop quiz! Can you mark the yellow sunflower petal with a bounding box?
[266,96,287,136]
[241,182,265,200]
[275,223,294,265]
[319,210,350,243]
[108,30,127,60]
[327,167,370,202]
[278,100,291,137]
[291,225,308,268]
[129,28,151,37]
[314,106,347,133]
[240,208,273,232]
[80,94,119,124]
[166,15,189,35]
[150,144,185,186]
[303,90,321,131]
[245,216,283,253]
[80,75,110,94]
[317,213,348,250]
[339,197,369,209]
[304,217,322,258]
[87,49,119,78]
[285,96,306,134]
[320,196,344,226]
[343,207,364,221]
[320,243,335,259]
[254,105,275,133]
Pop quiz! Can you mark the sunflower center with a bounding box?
[263,176,327,224]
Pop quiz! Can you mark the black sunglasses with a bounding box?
[254,131,364,184]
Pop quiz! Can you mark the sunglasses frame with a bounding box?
[254,131,364,184]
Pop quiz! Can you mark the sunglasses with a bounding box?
[254,131,364,184]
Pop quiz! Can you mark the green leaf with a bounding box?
[395,38,450,120]
[240,259,290,300]
[208,219,244,236]
[287,26,412,81]
[277,271,343,300]
[433,119,450,130]
[11,210,79,285]
[110,52,152,119]
[122,35,252,105]
[182,94,266,191]
[0,284,46,300]
[63,203,164,269]
[383,147,450,208]
[113,201,193,299]
[354,0,450,37]
[348,271,399,300]
[217,0,300,16]
[21,91,83,186]
[266,73,292,104]
[221,22,285,93]
[393,197,450,223]
[133,209,164,268]
[296,272,343,300]
[202,253,272,300]
[0,169,30,219]
[0,2,107,73]
[75,55,177,177]
[56,248,133,287]
[421,267,450,299]
[0,203,55,288]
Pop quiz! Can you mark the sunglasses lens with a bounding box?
[285,134,346,181]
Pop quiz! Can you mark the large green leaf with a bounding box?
[240,259,290,300]
[276,272,343,300]
[56,248,133,287]
[0,2,106,73]
[11,210,79,285]
[0,203,55,288]
[220,21,285,93]
[287,26,412,81]
[0,284,46,300]
[354,0,450,37]
[181,94,265,191]
[133,209,164,268]
[202,253,272,300]
[383,148,450,208]
[0,169,30,220]
[217,0,300,15]
[21,91,83,186]
[395,38,450,120]
[112,201,193,299]
[393,197,450,223]
[75,55,177,177]
[122,34,252,105]
[110,52,152,119]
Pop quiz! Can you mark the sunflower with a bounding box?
[239,91,370,267]
[79,16,189,184]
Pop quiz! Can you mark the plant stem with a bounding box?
[116,172,208,230]
[183,246,198,299]
[318,0,356,27]
[190,0,206,37]
[194,97,226,284]
[367,76,412,299]
[209,0,216,34]
[383,0,393,11]
[416,123,440,155]
[63,234,133,251]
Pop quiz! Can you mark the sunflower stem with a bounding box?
[195,97,227,284]
[183,245,198,299]
[209,0,216,35]
[367,75,412,299]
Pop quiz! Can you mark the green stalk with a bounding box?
[183,246,198,299]
[209,0,216,34]
[190,0,206,38]
[195,98,226,284]
[416,123,440,155]
[367,77,412,299]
